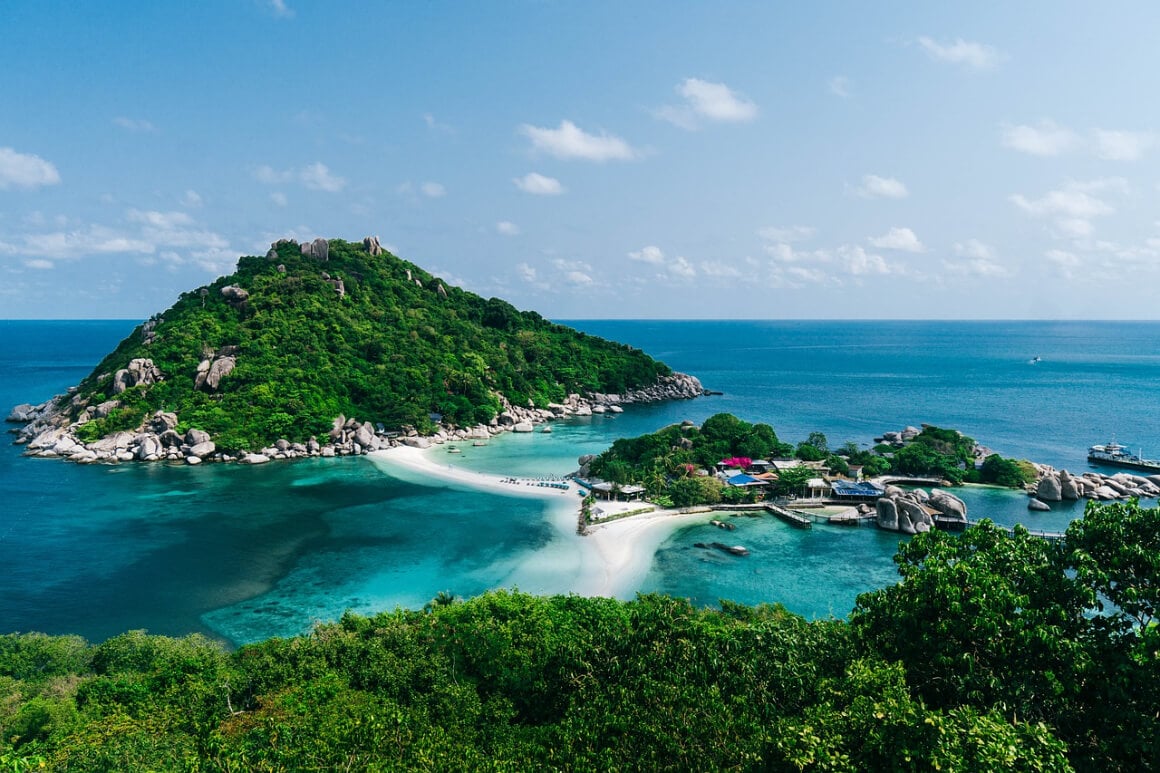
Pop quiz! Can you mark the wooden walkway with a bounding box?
[965,519,1066,542]
[763,503,811,529]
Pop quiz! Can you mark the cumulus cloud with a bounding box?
[854,174,908,199]
[268,0,294,18]
[113,117,156,132]
[1012,180,1126,241]
[299,162,346,192]
[421,181,446,198]
[1094,129,1155,161]
[0,147,61,189]
[520,120,636,161]
[516,262,537,282]
[628,245,665,264]
[699,260,743,279]
[0,209,231,275]
[513,172,564,195]
[1001,120,1080,156]
[917,36,1004,70]
[868,227,925,252]
[270,192,288,207]
[565,270,593,286]
[422,113,454,133]
[23,258,54,270]
[496,221,520,236]
[668,256,696,278]
[837,244,895,275]
[657,78,758,128]
[181,190,203,208]
[828,76,851,98]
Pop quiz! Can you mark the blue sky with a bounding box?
[3,2,1160,319]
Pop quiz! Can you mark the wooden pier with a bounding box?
[964,520,1066,542]
[764,503,812,529]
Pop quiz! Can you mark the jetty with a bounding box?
[763,502,812,529]
[965,519,1066,543]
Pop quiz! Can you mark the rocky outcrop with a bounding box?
[195,350,237,391]
[301,238,330,261]
[112,359,163,395]
[1028,466,1160,502]
[1028,498,1051,511]
[363,235,382,256]
[220,285,249,305]
[876,487,942,535]
[928,489,967,525]
[1037,474,1063,502]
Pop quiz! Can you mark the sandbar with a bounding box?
[366,445,712,598]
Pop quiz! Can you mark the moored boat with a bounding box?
[1088,440,1160,472]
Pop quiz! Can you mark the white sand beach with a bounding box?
[366,445,711,598]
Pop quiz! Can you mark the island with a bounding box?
[7,237,703,464]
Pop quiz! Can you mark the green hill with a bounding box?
[43,238,679,452]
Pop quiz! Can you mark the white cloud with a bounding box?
[516,262,537,282]
[953,239,994,260]
[126,209,194,229]
[299,162,346,192]
[699,260,742,279]
[837,245,895,275]
[1094,129,1155,161]
[868,227,924,252]
[1010,183,1116,220]
[828,76,851,97]
[520,120,636,161]
[918,36,1004,70]
[656,78,758,129]
[255,163,346,192]
[1056,218,1094,238]
[628,245,665,264]
[113,117,156,132]
[758,225,816,243]
[679,78,757,122]
[421,181,446,198]
[565,270,593,286]
[1001,120,1080,156]
[496,221,520,235]
[181,190,203,208]
[270,191,288,207]
[0,147,61,189]
[23,258,53,270]
[269,0,294,18]
[668,256,696,278]
[513,172,564,195]
[855,174,908,199]
[1045,248,1081,278]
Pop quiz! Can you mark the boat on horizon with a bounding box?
[1088,440,1160,473]
[1029,355,1042,364]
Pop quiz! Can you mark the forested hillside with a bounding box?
[57,239,671,451]
[4,500,1160,770]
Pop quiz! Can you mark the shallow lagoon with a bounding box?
[2,320,1157,645]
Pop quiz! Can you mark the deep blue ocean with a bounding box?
[2,319,1158,646]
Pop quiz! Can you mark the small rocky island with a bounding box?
[6,237,705,465]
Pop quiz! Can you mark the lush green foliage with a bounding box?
[10,502,1160,768]
[973,453,1039,488]
[888,425,977,483]
[587,413,794,504]
[64,240,671,451]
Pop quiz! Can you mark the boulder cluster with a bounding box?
[1027,467,1160,510]
[7,369,706,467]
[876,485,968,534]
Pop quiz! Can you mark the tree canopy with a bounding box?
[10,501,1160,769]
[63,239,672,451]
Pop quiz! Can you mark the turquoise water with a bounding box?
[1,320,1157,645]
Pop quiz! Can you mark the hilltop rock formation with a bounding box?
[363,235,382,256]
[875,485,965,535]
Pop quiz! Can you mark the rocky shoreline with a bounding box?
[6,371,706,466]
[1026,465,1160,508]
